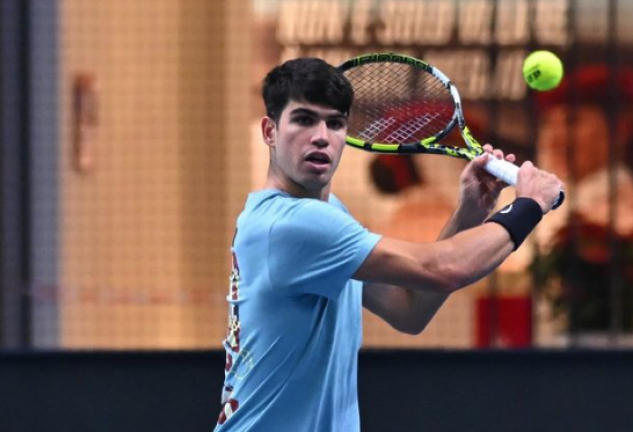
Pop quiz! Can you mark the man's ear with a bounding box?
[261,116,277,148]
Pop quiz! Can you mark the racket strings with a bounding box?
[345,63,455,145]
[384,114,440,143]
[357,117,398,142]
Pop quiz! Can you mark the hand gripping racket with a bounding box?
[338,53,564,209]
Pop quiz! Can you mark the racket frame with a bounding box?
[338,52,483,161]
[339,52,565,209]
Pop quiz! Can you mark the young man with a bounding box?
[215,58,563,431]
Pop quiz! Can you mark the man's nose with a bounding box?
[311,120,329,146]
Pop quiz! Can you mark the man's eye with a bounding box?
[327,119,346,130]
[294,116,314,126]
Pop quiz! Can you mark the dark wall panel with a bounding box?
[1,350,633,432]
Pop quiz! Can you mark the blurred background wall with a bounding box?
[58,0,252,349]
[1,0,632,351]
[1,0,251,349]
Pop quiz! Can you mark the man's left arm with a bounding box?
[363,146,514,334]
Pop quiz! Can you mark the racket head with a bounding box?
[339,53,483,160]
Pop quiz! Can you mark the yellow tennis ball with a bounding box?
[523,51,564,91]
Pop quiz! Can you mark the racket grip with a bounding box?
[484,157,565,210]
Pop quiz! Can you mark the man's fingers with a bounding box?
[482,144,515,163]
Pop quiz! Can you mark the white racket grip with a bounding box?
[484,157,565,209]
[484,157,518,185]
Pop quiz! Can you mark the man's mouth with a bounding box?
[305,152,331,166]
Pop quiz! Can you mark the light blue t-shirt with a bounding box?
[215,190,381,432]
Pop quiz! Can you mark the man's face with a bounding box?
[264,100,348,196]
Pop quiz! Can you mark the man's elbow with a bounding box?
[392,320,428,336]
[390,311,437,335]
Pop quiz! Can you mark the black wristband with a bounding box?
[486,198,543,251]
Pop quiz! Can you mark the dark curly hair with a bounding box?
[262,57,354,123]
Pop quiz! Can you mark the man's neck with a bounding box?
[264,171,330,201]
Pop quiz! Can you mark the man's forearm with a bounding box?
[438,204,488,240]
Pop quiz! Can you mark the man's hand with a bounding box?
[516,161,565,214]
[457,144,515,223]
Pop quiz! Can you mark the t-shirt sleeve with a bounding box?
[268,199,381,299]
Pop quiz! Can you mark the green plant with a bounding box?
[532,214,633,331]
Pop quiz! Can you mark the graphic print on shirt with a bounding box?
[218,248,241,425]
[226,250,241,358]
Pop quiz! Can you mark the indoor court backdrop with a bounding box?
[1,0,633,430]
[2,0,633,352]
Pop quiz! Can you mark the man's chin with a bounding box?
[301,176,331,193]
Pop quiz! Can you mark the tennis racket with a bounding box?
[338,52,564,209]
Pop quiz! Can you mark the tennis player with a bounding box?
[215,58,563,431]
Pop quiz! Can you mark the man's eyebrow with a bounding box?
[289,108,318,116]
[289,108,346,119]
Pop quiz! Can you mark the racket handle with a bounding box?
[484,157,565,210]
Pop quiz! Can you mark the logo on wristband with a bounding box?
[500,204,513,214]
